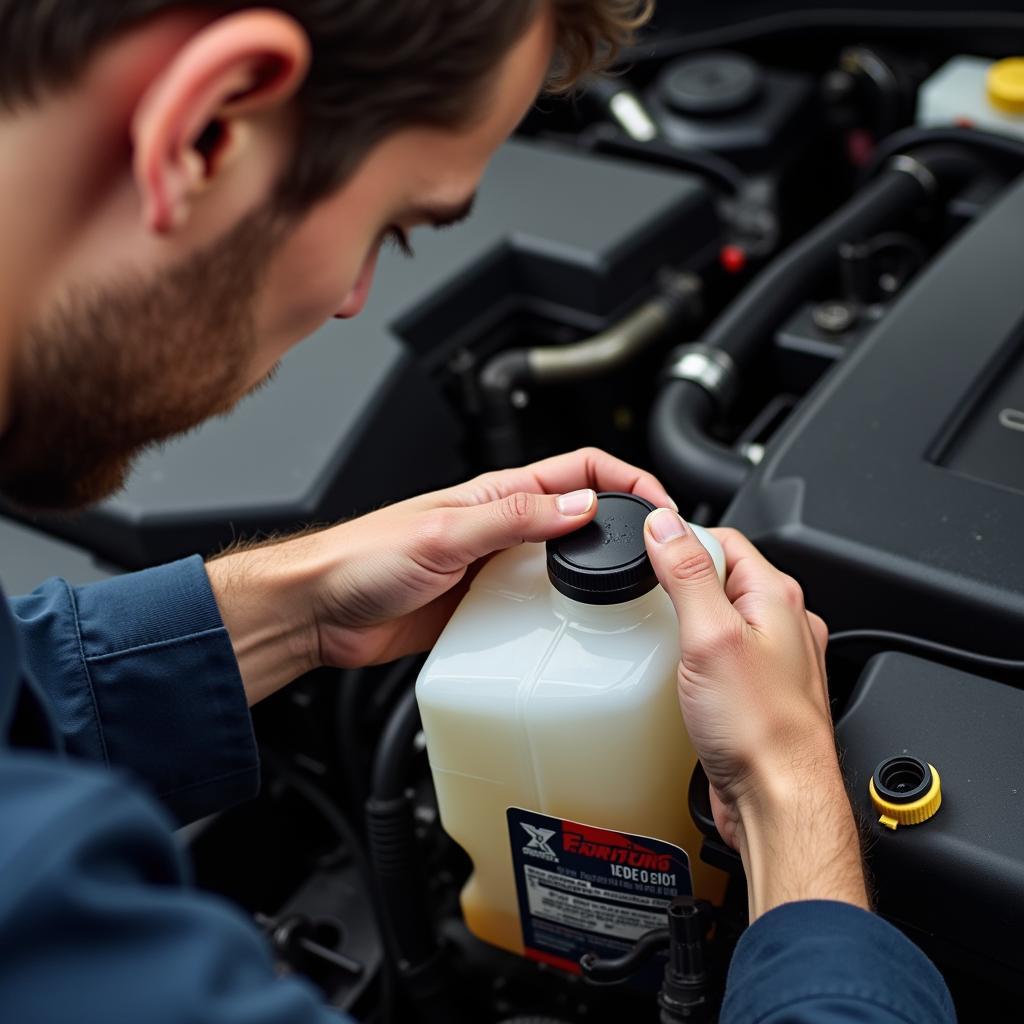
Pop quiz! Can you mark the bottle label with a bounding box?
[506,807,693,976]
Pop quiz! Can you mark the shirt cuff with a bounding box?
[721,900,956,1024]
[69,556,259,824]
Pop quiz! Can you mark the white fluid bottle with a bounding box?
[416,493,729,966]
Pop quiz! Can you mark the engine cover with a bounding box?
[724,172,1024,655]
[835,652,1024,982]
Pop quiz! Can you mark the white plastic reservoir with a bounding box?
[918,56,1024,141]
[416,493,729,966]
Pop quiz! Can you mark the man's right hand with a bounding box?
[643,511,869,921]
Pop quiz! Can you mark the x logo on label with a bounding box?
[521,823,557,856]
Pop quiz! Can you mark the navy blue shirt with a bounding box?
[0,558,956,1022]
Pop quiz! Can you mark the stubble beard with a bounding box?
[0,207,286,512]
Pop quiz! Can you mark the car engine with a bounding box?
[4,3,1024,1021]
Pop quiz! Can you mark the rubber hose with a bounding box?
[479,349,531,468]
[365,795,436,968]
[650,147,986,504]
[698,168,922,366]
[649,382,750,508]
[478,274,697,469]
[365,686,449,1017]
[862,126,1024,184]
[371,684,421,800]
[583,123,745,195]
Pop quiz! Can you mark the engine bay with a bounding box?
[5,3,1024,1021]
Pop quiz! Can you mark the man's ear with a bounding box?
[132,10,311,234]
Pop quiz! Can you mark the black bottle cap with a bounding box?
[546,492,659,605]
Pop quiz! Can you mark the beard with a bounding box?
[0,207,286,512]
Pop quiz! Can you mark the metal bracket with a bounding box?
[663,344,739,411]
[887,154,939,198]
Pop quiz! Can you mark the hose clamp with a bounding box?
[663,344,739,411]
[887,154,938,198]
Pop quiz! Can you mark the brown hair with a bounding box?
[0,1,653,209]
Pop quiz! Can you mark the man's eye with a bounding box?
[383,226,414,259]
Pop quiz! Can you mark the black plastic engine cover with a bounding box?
[723,172,1024,656]
[835,652,1024,980]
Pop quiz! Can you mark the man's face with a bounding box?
[0,9,555,510]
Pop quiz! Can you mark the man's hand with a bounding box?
[643,511,869,921]
[207,448,673,704]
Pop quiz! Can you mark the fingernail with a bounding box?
[648,508,687,543]
[556,488,595,517]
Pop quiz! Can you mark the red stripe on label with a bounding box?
[560,820,656,853]
[525,947,583,975]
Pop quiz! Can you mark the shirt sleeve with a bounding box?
[0,754,344,1024]
[8,556,258,825]
[720,900,956,1024]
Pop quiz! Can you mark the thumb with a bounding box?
[644,508,733,639]
[436,488,598,566]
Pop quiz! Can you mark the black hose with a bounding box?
[702,168,923,365]
[580,928,670,983]
[581,124,746,196]
[338,667,369,818]
[650,383,750,508]
[364,685,450,1020]
[371,684,422,800]
[862,126,1024,184]
[478,350,532,468]
[478,273,699,469]
[337,658,420,824]
[650,145,989,505]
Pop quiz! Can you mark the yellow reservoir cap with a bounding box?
[987,58,1024,115]
[870,762,941,831]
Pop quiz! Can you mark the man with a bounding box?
[0,2,955,1022]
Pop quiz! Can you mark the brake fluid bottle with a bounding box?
[416,493,729,967]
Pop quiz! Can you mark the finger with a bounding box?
[710,528,807,630]
[711,528,781,602]
[805,611,832,715]
[807,611,829,655]
[445,447,675,511]
[530,448,674,509]
[420,488,599,569]
[644,509,737,646]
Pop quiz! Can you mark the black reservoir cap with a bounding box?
[659,52,764,118]
[546,492,658,605]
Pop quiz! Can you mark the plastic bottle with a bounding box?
[416,493,729,967]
